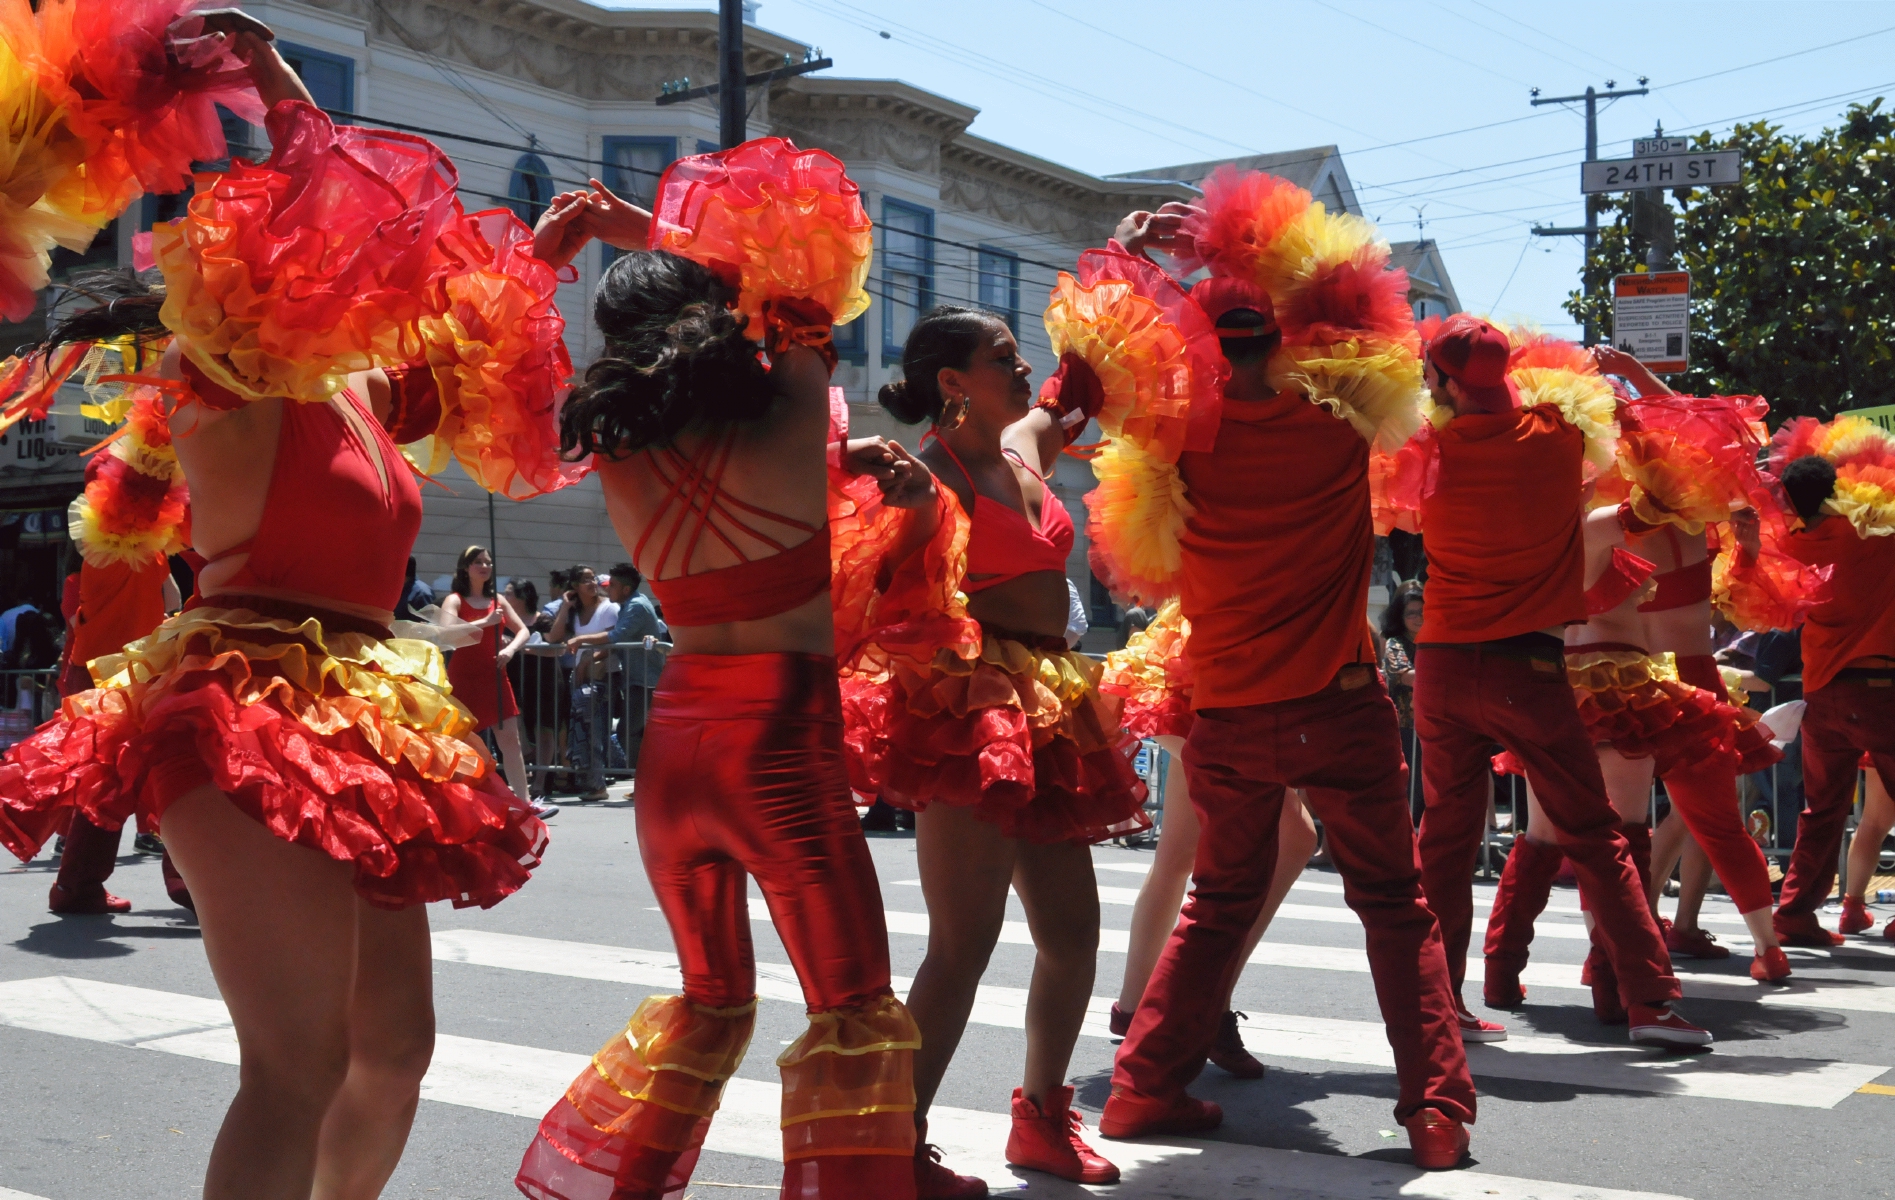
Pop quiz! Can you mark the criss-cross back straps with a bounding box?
[634,425,821,580]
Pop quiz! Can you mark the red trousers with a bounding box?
[634,653,893,1012]
[1112,671,1475,1124]
[1779,676,1895,916]
[1415,644,1680,1007]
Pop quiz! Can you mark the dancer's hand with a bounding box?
[532,191,595,270]
[841,436,899,479]
[580,180,653,251]
[877,442,939,510]
[1115,202,1200,260]
[1731,508,1762,558]
[225,29,314,109]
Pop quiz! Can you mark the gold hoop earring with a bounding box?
[938,395,969,432]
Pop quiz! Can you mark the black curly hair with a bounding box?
[558,251,772,459]
[1781,455,1839,523]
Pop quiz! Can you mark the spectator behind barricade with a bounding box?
[549,565,620,801]
[0,599,37,657]
[1380,580,1425,816]
[3,609,61,711]
[1745,627,1805,851]
[1066,578,1091,650]
[395,556,434,622]
[586,563,668,767]
[508,579,548,643]
[541,569,569,627]
[1115,601,1152,650]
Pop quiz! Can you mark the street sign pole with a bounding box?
[719,0,745,149]
[1531,80,1650,345]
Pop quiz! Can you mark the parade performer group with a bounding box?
[6,3,1890,1197]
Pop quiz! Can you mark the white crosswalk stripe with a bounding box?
[0,974,1694,1200]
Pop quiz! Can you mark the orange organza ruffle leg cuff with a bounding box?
[842,635,1149,844]
[517,995,756,1200]
[777,992,919,1172]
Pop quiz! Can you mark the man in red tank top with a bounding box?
[1409,316,1704,1048]
[1102,273,1476,1169]
[1747,456,1895,945]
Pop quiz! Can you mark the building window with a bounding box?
[508,153,553,226]
[697,139,721,155]
[881,199,934,365]
[601,136,677,268]
[1412,296,1449,322]
[832,310,867,365]
[276,43,355,115]
[977,247,1020,331]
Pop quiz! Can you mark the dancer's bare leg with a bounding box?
[162,785,430,1200]
[1845,769,1895,903]
[1012,838,1101,1105]
[312,901,434,1199]
[494,716,531,802]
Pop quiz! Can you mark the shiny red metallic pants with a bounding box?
[1779,677,1895,917]
[1416,646,1680,1007]
[1112,673,1475,1124]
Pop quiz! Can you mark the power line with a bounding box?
[1305,0,1536,90]
[1654,24,1895,91]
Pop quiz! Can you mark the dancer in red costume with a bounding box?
[443,544,551,815]
[1483,346,1790,1001]
[515,140,930,1200]
[1723,416,1895,947]
[1836,767,1893,937]
[864,303,1146,1193]
[0,21,563,1195]
[47,392,193,915]
[1400,314,1707,1048]
[1094,173,1476,1171]
[1101,598,1319,1078]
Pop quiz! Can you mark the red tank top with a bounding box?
[201,391,423,614]
[636,424,831,627]
[931,437,1073,592]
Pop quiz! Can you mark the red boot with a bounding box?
[1208,1011,1265,1078]
[1484,837,1564,1007]
[48,882,131,914]
[914,1120,986,1199]
[1108,1001,1132,1037]
[1774,909,1845,947]
[783,1153,918,1199]
[1405,1106,1470,1170]
[1006,1087,1118,1184]
[1582,944,1627,1025]
[160,850,195,913]
[1099,1087,1222,1139]
[1751,946,1792,982]
[1839,895,1873,935]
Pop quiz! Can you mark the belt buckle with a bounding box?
[1869,677,1893,688]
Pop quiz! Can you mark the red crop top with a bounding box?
[636,424,832,627]
[1634,525,1713,613]
[931,437,1073,593]
[199,389,423,617]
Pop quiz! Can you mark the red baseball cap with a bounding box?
[1190,276,1278,340]
[1425,314,1517,413]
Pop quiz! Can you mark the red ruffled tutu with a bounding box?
[1099,597,1193,741]
[841,628,1148,845]
[1493,648,1781,780]
[0,601,546,909]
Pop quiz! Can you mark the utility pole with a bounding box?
[719,0,745,149]
[1530,79,1649,345]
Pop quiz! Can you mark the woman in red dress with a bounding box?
[443,544,548,814]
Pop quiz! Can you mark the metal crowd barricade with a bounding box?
[507,639,669,799]
[0,668,60,752]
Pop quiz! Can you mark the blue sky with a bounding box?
[600,0,1895,336]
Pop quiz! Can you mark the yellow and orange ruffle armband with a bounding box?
[1177,166,1424,453]
[401,208,589,499]
[1099,595,1194,741]
[1770,414,1895,540]
[1503,326,1620,472]
[648,136,872,347]
[68,383,188,568]
[154,100,459,406]
[1085,435,1195,606]
[1597,393,1770,535]
[0,0,263,321]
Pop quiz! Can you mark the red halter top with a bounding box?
[931,437,1073,592]
[198,390,424,621]
[636,424,831,627]
[1635,524,1713,613]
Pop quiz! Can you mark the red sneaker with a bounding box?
[1404,1107,1470,1170]
[1453,996,1506,1042]
[1750,946,1792,982]
[1665,924,1731,959]
[1884,916,1895,942]
[1099,1088,1222,1139]
[1108,1001,1132,1038]
[1839,895,1874,935]
[1774,909,1845,947]
[48,883,131,915]
[1005,1087,1118,1184]
[914,1129,987,1200]
[1208,1011,1265,1079]
[1628,1003,1714,1048]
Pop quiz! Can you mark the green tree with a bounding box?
[1566,100,1894,422]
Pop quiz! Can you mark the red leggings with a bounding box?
[1661,654,1775,914]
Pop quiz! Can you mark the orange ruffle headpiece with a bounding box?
[647,137,873,357]
[68,382,189,567]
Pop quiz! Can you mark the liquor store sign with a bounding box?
[1612,271,1690,374]
[0,384,115,476]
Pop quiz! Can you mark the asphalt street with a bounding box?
[2,793,1892,1200]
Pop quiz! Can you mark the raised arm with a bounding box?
[1589,346,1673,399]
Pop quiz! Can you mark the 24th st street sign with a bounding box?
[1582,148,1742,193]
